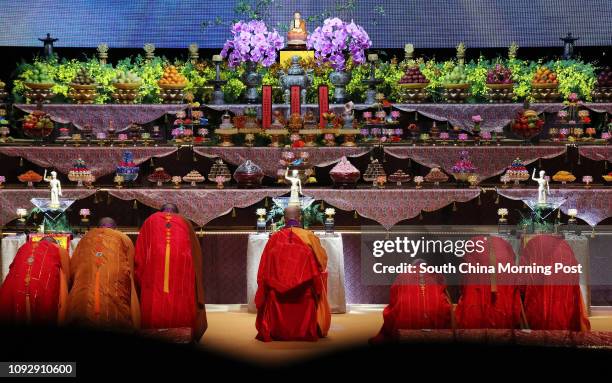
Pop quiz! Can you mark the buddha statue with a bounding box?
[287,11,307,48]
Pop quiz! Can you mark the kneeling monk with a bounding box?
[455,236,523,329]
[0,237,70,325]
[67,217,140,330]
[135,204,207,341]
[255,206,331,342]
[370,259,452,343]
[520,234,590,331]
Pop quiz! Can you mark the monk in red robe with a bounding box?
[67,218,140,330]
[255,206,331,342]
[520,234,590,331]
[0,237,70,326]
[455,236,523,329]
[371,259,452,343]
[135,204,207,341]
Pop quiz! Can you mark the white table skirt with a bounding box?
[246,232,347,314]
[1,234,81,282]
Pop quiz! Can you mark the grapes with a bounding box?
[399,66,428,84]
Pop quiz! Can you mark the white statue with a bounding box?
[532,169,549,205]
[285,168,302,207]
[43,169,62,209]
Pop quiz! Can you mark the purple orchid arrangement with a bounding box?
[220,20,284,67]
[306,18,372,71]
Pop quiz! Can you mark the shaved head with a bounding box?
[284,206,301,226]
[40,236,57,244]
[98,217,117,229]
[160,203,179,213]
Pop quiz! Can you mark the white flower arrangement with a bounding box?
[325,208,336,216]
[16,208,27,217]
[256,208,267,216]
[497,208,508,216]
[567,208,578,217]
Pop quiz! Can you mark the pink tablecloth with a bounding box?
[108,188,480,229]
[384,146,567,181]
[0,146,178,178]
[497,188,612,227]
[193,146,371,177]
[107,188,288,227]
[305,188,481,229]
[0,189,97,227]
[15,104,187,134]
[578,146,612,163]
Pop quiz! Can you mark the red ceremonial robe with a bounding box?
[455,236,523,329]
[520,234,590,331]
[135,212,207,341]
[255,227,331,342]
[0,240,70,325]
[371,262,452,343]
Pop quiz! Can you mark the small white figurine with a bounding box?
[532,168,549,205]
[43,169,62,209]
[285,168,302,207]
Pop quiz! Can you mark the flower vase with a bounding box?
[243,62,262,104]
[329,70,352,104]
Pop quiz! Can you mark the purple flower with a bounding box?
[221,20,285,67]
[306,18,372,71]
[471,115,483,123]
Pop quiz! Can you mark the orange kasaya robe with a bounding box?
[255,227,331,342]
[0,240,70,326]
[67,228,140,330]
[370,263,452,343]
[455,236,523,329]
[520,234,590,331]
[135,212,207,341]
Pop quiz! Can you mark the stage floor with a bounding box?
[198,305,612,365]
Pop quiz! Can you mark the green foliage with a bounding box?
[10,53,599,104]
[266,202,325,231]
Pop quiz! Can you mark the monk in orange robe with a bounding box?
[520,234,590,331]
[0,237,70,326]
[255,206,331,342]
[67,218,140,330]
[455,236,523,329]
[135,204,207,341]
[370,259,452,343]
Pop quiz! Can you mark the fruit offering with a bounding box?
[22,111,54,137]
[532,67,558,86]
[26,62,54,84]
[148,167,172,186]
[116,151,139,182]
[399,65,428,84]
[451,150,477,182]
[363,159,386,185]
[68,158,92,186]
[18,170,43,187]
[183,170,205,186]
[329,157,361,188]
[424,167,449,184]
[112,70,142,85]
[72,67,95,85]
[603,172,612,182]
[511,109,544,139]
[442,64,468,85]
[504,158,530,184]
[486,64,512,84]
[388,170,411,186]
[208,159,232,183]
[552,170,576,183]
[596,66,612,87]
[159,65,187,87]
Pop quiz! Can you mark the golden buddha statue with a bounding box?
[287,11,307,47]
